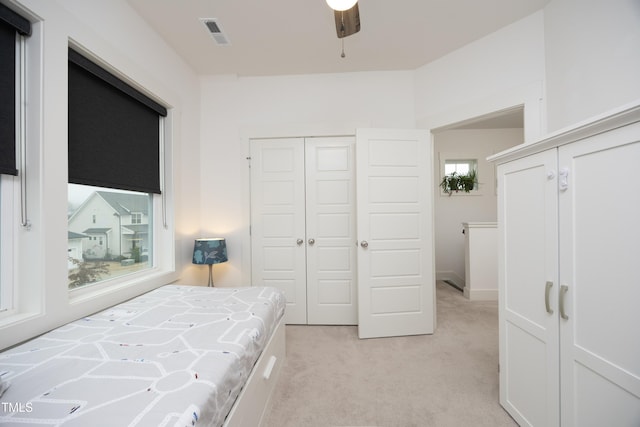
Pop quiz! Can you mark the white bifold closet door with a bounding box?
[250,137,357,325]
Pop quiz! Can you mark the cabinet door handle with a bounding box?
[296,238,304,245]
[545,281,554,314]
[559,285,569,320]
[308,238,315,245]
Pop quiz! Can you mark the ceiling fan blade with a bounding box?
[334,3,360,38]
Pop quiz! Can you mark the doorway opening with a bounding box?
[432,106,524,298]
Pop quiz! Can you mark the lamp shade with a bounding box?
[192,238,228,265]
[326,0,357,11]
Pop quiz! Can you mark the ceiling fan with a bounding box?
[326,0,360,57]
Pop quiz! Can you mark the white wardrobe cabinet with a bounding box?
[492,106,640,427]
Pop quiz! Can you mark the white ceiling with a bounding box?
[126,0,550,77]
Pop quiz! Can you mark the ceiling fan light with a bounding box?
[326,0,357,12]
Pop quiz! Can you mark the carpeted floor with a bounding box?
[264,281,518,427]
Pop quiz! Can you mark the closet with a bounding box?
[250,129,435,338]
[250,137,357,325]
[492,106,640,426]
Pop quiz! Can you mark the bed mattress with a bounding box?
[0,285,286,427]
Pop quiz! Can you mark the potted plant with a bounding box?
[440,169,477,195]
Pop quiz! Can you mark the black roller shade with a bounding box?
[0,3,31,176]
[68,49,166,194]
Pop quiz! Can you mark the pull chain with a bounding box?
[340,11,346,58]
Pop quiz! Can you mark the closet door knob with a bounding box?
[308,238,315,245]
[360,240,369,248]
[296,238,304,245]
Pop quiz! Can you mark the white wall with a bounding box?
[544,0,640,131]
[433,129,522,285]
[412,0,640,140]
[414,12,546,143]
[0,0,201,349]
[409,11,545,286]
[196,71,416,286]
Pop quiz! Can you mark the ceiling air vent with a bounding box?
[200,18,230,46]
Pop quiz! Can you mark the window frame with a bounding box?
[66,46,170,295]
[0,175,17,316]
[67,190,167,301]
[0,19,29,317]
[438,152,486,197]
[131,212,142,224]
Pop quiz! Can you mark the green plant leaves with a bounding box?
[440,170,477,195]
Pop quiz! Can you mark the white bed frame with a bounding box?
[223,318,286,427]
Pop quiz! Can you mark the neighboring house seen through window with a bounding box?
[68,185,152,288]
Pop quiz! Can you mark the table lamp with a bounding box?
[192,237,228,287]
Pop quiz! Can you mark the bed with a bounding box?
[0,285,286,427]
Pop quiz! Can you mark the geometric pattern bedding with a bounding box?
[0,285,286,427]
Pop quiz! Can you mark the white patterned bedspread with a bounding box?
[0,285,286,427]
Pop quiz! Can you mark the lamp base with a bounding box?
[207,264,214,287]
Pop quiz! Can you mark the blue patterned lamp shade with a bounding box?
[193,238,228,286]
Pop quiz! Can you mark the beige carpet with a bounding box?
[264,281,518,427]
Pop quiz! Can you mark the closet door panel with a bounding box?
[306,137,357,325]
[497,149,559,427]
[250,138,307,324]
[559,124,640,427]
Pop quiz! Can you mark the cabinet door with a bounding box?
[356,128,434,339]
[497,149,559,427]
[306,137,357,325]
[558,123,640,427]
[250,138,307,324]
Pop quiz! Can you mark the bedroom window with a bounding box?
[444,159,476,176]
[0,4,31,313]
[67,48,167,290]
[439,154,482,196]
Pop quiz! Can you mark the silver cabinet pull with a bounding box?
[545,281,554,314]
[360,241,368,248]
[559,285,569,320]
[308,238,315,245]
[296,238,304,245]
